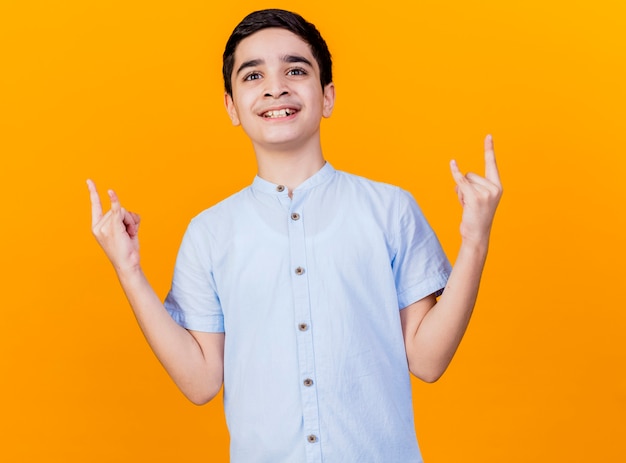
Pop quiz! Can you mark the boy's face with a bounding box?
[224,28,335,152]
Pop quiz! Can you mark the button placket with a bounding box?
[287,196,321,459]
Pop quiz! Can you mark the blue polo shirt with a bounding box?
[165,162,451,463]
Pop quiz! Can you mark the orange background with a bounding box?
[1,0,625,461]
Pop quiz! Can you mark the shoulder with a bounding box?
[334,169,398,192]
[184,186,253,239]
[191,186,251,221]
[332,169,416,210]
[333,169,400,197]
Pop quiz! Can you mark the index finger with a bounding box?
[86,179,103,227]
[484,134,501,187]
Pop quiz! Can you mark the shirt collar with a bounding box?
[251,162,336,195]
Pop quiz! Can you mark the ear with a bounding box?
[224,92,240,126]
[322,83,335,118]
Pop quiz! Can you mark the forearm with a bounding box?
[403,134,501,381]
[405,241,488,381]
[86,182,223,403]
[116,267,224,404]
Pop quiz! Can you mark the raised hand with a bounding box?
[87,179,142,274]
[449,135,503,247]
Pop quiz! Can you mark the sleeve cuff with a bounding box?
[397,272,450,309]
[166,308,225,333]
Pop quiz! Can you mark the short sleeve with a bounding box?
[164,219,224,332]
[392,188,452,309]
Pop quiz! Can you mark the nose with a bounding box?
[265,90,289,98]
[263,75,290,99]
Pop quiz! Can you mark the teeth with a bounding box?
[263,109,294,118]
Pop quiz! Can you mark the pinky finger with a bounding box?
[108,189,122,213]
[450,159,467,185]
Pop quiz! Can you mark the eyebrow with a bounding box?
[235,54,314,77]
[236,59,264,77]
[282,54,313,67]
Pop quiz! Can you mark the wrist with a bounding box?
[458,238,489,261]
[115,263,144,284]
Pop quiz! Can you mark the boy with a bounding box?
[87,8,502,463]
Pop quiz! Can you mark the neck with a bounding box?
[254,140,325,194]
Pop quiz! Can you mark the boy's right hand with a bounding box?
[87,179,141,275]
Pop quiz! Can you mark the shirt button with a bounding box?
[295,267,305,275]
[307,434,318,443]
[276,185,285,192]
[298,323,308,331]
[303,378,314,387]
[291,212,300,221]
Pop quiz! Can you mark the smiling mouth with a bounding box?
[262,108,297,118]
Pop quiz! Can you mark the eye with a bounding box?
[244,72,262,81]
[287,67,307,76]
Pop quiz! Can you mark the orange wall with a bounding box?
[1,1,624,461]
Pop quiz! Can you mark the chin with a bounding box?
[257,132,304,149]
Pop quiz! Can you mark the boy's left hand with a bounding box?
[449,134,503,247]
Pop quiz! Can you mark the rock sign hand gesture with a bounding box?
[87,179,142,275]
[449,135,503,246]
